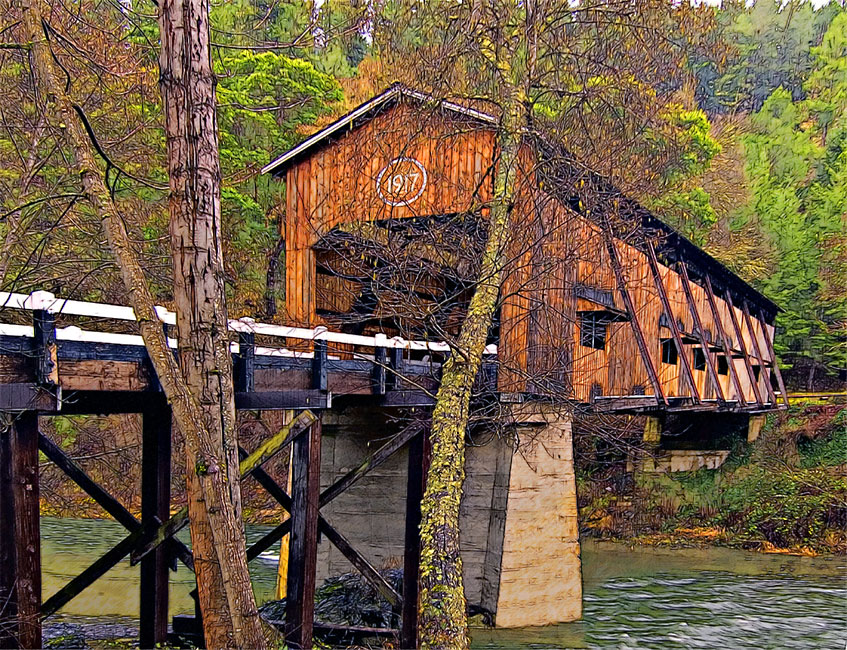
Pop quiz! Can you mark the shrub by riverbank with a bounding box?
[578,402,847,555]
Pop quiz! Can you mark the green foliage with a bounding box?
[797,409,847,468]
[695,0,843,113]
[730,11,847,374]
[630,405,847,552]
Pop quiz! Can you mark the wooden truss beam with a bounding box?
[238,448,401,607]
[677,262,725,404]
[37,430,193,570]
[702,274,747,406]
[131,411,316,564]
[602,230,667,406]
[42,518,160,619]
[647,243,700,403]
[742,300,778,405]
[723,290,765,406]
[756,305,790,408]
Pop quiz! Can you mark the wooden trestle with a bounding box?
[0,288,786,649]
[0,296,445,650]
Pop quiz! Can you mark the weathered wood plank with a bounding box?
[12,413,40,648]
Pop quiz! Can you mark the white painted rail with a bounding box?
[0,291,498,356]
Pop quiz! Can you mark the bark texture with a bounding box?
[157,1,265,647]
[417,92,526,650]
[24,1,266,647]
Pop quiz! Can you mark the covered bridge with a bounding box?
[0,85,786,649]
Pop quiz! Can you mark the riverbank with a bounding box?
[578,402,847,555]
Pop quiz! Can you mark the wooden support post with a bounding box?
[140,405,172,649]
[235,332,255,392]
[312,340,328,391]
[602,230,667,406]
[723,290,764,406]
[285,418,322,649]
[703,275,747,406]
[9,413,41,649]
[677,262,725,405]
[0,417,18,649]
[741,301,778,405]
[646,243,700,403]
[401,429,430,650]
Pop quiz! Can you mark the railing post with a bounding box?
[311,339,328,392]
[235,330,256,392]
[373,334,388,395]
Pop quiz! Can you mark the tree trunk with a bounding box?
[157,1,265,647]
[24,1,266,647]
[417,91,526,650]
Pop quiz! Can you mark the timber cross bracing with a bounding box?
[0,290,451,648]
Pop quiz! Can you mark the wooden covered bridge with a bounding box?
[0,85,786,649]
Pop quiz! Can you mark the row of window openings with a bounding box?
[663,340,760,379]
[579,316,760,380]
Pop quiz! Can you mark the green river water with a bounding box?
[40,517,846,649]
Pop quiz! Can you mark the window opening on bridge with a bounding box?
[579,313,608,350]
[717,354,729,375]
[753,365,761,381]
[693,348,707,371]
[661,339,678,365]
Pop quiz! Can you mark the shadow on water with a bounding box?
[41,518,846,648]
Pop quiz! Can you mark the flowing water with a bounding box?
[40,517,846,649]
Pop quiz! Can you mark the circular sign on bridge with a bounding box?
[375,157,427,207]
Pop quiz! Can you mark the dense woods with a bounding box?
[1,0,842,384]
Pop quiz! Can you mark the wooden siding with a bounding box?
[279,100,778,405]
[285,102,497,327]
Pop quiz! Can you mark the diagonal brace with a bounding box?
[130,410,316,565]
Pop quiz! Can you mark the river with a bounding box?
[40,517,845,648]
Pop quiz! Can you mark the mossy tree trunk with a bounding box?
[417,88,527,649]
